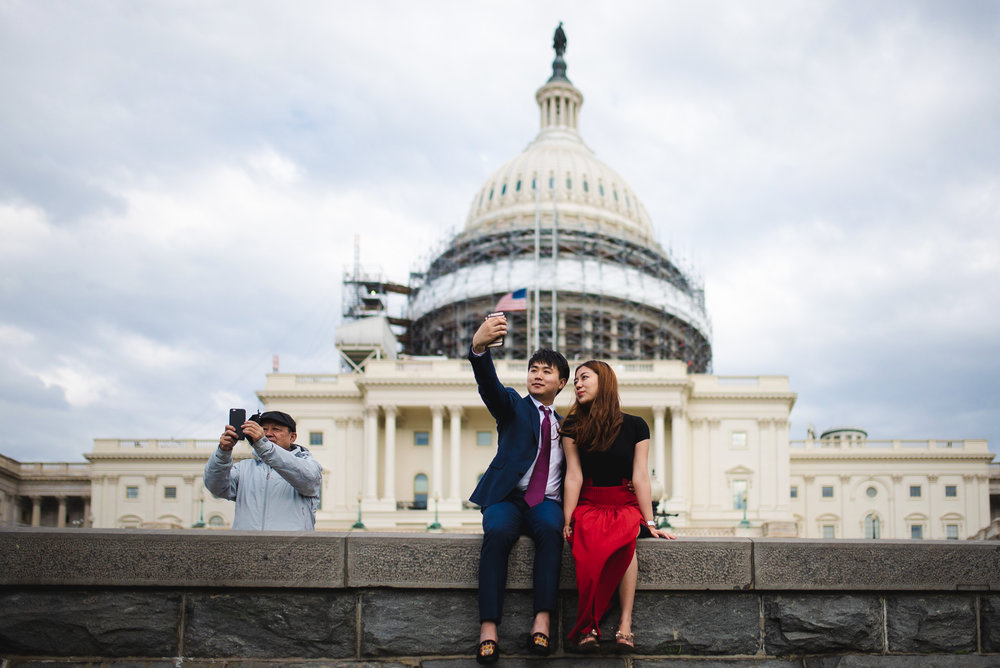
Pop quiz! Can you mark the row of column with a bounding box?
[5,495,90,527]
[359,403,685,513]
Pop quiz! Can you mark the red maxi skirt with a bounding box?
[566,480,643,643]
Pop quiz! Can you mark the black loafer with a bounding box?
[528,631,551,656]
[476,638,499,664]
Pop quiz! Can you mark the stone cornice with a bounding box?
[86,452,250,463]
[1,529,998,592]
[690,392,797,401]
[257,390,363,400]
[791,451,995,463]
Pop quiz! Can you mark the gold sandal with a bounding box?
[615,630,634,652]
[577,629,600,651]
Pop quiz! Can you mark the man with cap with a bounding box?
[204,410,323,530]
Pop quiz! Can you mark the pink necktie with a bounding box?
[525,406,552,507]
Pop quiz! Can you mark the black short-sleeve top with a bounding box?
[567,413,650,487]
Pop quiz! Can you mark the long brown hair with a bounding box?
[560,360,623,453]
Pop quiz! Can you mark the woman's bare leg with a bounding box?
[617,552,638,636]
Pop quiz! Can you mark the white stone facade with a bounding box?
[80,358,994,538]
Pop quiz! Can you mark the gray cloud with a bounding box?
[0,1,997,461]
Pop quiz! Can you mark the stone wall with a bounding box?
[1,528,999,666]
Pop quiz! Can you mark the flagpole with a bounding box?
[533,172,541,353]
[551,187,558,350]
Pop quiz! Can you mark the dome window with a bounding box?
[532,177,537,190]
[501,183,507,196]
[549,176,555,189]
[516,180,522,192]
[625,193,631,208]
[566,177,572,190]
[613,189,619,202]
[599,184,605,196]
[583,180,589,193]
[489,188,494,200]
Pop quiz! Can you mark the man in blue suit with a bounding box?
[468,313,570,663]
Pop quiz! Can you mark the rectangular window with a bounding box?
[414,431,429,446]
[125,486,139,499]
[164,486,177,499]
[476,431,492,446]
[821,486,834,498]
[909,485,922,498]
[944,485,957,498]
[731,431,748,449]
[822,525,835,538]
[910,525,924,539]
[790,486,798,499]
[732,480,747,510]
[945,524,959,540]
[309,431,324,446]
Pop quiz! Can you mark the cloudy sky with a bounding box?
[2,1,998,463]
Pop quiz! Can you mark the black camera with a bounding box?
[228,409,262,441]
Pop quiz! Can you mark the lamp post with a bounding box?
[649,469,677,529]
[351,493,366,530]
[427,492,442,531]
[738,489,751,529]
[192,495,206,529]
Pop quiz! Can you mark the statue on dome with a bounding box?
[554,22,567,56]
[549,23,569,82]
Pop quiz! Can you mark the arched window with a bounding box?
[208,515,226,527]
[413,474,429,510]
[864,513,881,539]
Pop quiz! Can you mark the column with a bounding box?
[83,498,91,528]
[652,406,667,500]
[839,475,850,538]
[890,475,902,538]
[364,406,379,501]
[382,406,397,505]
[30,496,41,527]
[963,474,976,536]
[183,474,198,527]
[978,475,990,534]
[774,418,792,518]
[665,405,688,523]
[758,419,776,512]
[333,418,349,511]
[57,496,67,528]
[927,474,938,539]
[448,405,463,506]
[431,405,444,502]
[802,475,814,538]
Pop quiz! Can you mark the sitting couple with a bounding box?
[468,314,674,663]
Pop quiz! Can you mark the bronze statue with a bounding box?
[554,22,566,56]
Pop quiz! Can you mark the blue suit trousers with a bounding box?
[478,493,564,624]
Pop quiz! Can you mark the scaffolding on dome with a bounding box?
[401,225,713,372]
[338,236,412,372]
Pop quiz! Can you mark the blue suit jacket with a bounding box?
[468,348,564,508]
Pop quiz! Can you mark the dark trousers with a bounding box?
[478,492,564,624]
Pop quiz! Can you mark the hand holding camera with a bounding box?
[220,409,262,450]
[472,312,508,354]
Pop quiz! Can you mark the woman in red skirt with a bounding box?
[561,360,675,651]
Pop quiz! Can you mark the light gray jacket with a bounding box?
[203,437,323,530]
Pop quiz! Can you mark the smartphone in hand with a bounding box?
[229,408,247,441]
[486,311,505,348]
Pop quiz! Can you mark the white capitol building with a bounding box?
[2,28,996,539]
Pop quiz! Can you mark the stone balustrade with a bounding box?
[1,528,998,665]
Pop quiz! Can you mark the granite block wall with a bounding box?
[1,529,998,666]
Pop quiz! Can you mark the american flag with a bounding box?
[494,288,528,312]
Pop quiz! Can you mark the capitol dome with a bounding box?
[405,26,712,371]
